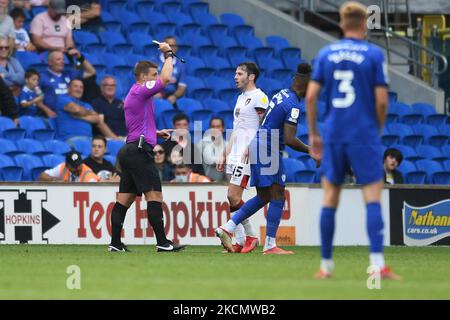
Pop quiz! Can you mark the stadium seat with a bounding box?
[187,1,209,16]
[73,31,99,48]
[257,77,283,95]
[177,98,204,116]
[191,11,218,28]
[266,35,290,54]
[387,102,411,122]
[185,56,206,75]
[2,128,26,141]
[14,51,42,70]
[41,154,65,168]
[132,0,155,13]
[252,47,274,62]
[190,88,214,101]
[196,45,220,60]
[231,25,254,43]
[0,154,15,167]
[194,67,216,79]
[72,140,91,158]
[416,159,444,183]
[106,140,125,157]
[160,109,182,129]
[426,114,447,127]
[203,98,230,113]
[0,138,20,156]
[191,110,213,131]
[283,158,305,182]
[104,155,116,165]
[0,166,23,181]
[107,0,127,17]
[405,171,427,184]
[432,172,450,185]
[411,102,436,116]
[44,140,71,155]
[416,145,443,161]
[236,35,263,51]
[102,53,128,70]
[153,23,177,40]
[220,13,245,27]
[18,116,52,139]
[185,76,206,95]
[204,76,232,94]
[397,160,416,177]
[226,46,247,67]
[203,56,232,70]
[390,144,420,162]
[84,43,108,56]
[168,12,194,27]
[161,1,182,15]
[127,21,152,35]
[388,91,398,103]
[442,145,450,158]
[14,154,44,181]
[280,47,302,69]
[216,88,239,107]
[258,58,285,74]
[139,11,169,26]
[270,68,294,87]
[210,35,238,52]
[112,43,134,55]
[30,5,47,16]
[100,10,116,23]
[216,67,236,81]
[154,99,174,118]
[178,23,202,40]
[99,31,128,50]
[103,21,122,33]
[443,159,450,171]
[16,139,49,156]
[400,113,424,125]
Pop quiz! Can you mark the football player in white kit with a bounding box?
[217,62,269,253]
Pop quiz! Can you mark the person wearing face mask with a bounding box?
[153,144,174,182]
[171,163,211,183]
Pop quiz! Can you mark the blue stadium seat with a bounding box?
[100,10,117,23]
[237,35,263,51]
[185,76,205,95]
[44,140,71,155]
[190,88,214,101]
[185,56,206,75]
[0,138,20,156]
[432,172,450,185]
[443,159,450,171]
[252,47,274,62]
[411,102,436,116]
[31,5,47,16]
[416,159,444,184]
[232,25,254,42]
[127,21,152,35]
[426,114,447,127]
[186,1,209,16]
[41,154,65,168]
[266,35,290,54]
[14,154,44,181]
[204,76,232,94]
[216,67,236,81]
[226,46,247,67]
[258,58,285,74]
[139,10,169,26]
[205,56,232,70]
[84,43,108,56]
[154,99,174,118]
[220,13,245,27]
[216,110,234,129]
[178,23,202,40]
[196,45,220,60]
[177,98,204,116]
[130,0,154,12]
[107,0,127,16]
[416,145,443,161]
[73,31,99,48]
[442,145,450,158]
[104,155,116,165]
[0,154,15,167]
[400,113,424,125]
[14,51,42,70]
[388,91,398,103]
[191,12,218,28]
[102,53,128,70]
[112,43,134,55]
[103,21,122,33]
[0,167,24,181]
[16,139,48,156]
[203,98,231,113]
[270,69,294,87]
[168,12,194,27]
[210,35,238,52]
[405,171,427,184]
[106,140,124,157]
[161,1,182,15]
[183,34,211,50]
[280,48,302,69]
[73,140,91,158]
[216,88,239,107]
[387,102,412,123]
[414,124,448,147]
[119,11,143,31]
[99,31,128,50]
[153,22,177,40]
[397,160,416,177]
[257,77,283,95]
[390,144,419,162]
[194,67,216,79]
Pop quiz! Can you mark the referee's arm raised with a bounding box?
[158,42,174,86]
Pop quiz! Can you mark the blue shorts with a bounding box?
[250,151,286,188]
[321,144,383,185]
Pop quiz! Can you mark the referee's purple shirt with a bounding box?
[124,78,164,146]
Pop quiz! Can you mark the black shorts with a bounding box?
[117,142,162,195]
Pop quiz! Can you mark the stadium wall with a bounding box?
[205,0,446,112]
[1,183,447,246]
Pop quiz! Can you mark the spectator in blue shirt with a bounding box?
[157,36,186,105]
[56,78,118,146]
[19,69,56,117]
[91,75,127,138]
[40,49,96,111]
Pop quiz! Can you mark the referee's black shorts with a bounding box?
[117,141,162,195]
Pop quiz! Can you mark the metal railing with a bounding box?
[287,0,448,88]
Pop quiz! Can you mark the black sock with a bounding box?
[147,201,168,245]
[111,202,128,246]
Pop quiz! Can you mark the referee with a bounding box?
[109,41,186,252]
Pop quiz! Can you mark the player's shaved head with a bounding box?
[292,63,312,98]
[134,61,158,81]
[339,1,368,31]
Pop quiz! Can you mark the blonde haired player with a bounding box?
[217,62,269,253]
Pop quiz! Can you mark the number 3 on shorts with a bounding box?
[332,70,355,108]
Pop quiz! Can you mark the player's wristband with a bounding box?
[77,54,85,64]
[164,50,174,59]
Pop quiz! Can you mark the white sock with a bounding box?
[223,220,237,233]
[241,218,255,237]
[263,236,276,251]
[320,259,334,273]
[234,223,245,246]
[370,253,385,269]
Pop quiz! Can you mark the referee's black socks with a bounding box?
[111,202,128,245]
[147,201,168,245]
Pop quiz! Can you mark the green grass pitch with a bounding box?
[0,245,449,299]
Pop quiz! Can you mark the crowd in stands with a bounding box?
[0,0,448,185]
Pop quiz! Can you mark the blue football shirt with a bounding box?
[311,38,389,144]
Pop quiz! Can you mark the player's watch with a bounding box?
[164,50,174,59]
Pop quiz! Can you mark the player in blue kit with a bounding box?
[306,1,400,279]
[216,63,318,254]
